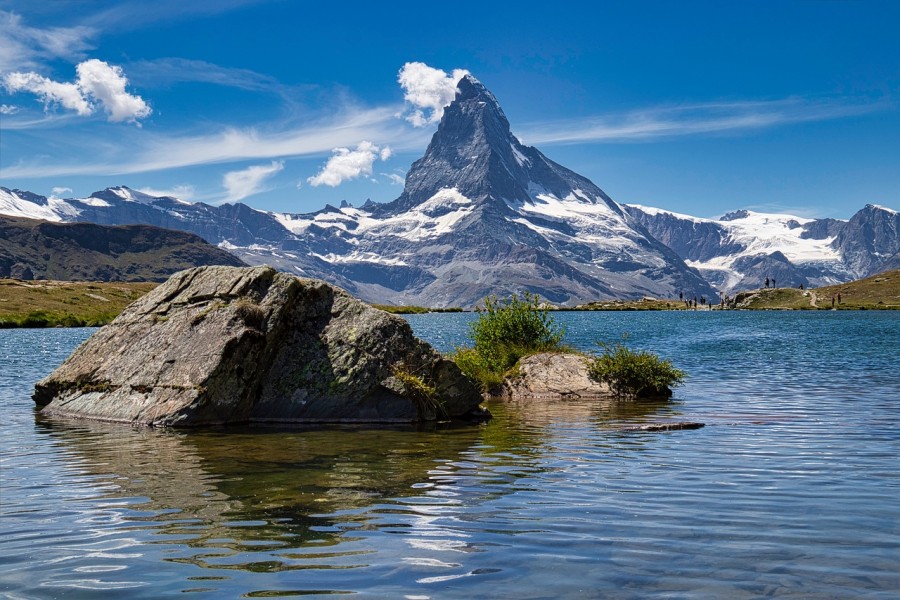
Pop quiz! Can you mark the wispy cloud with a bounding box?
[0,106,427,178]
[518,97,888,145]
[50,186,72,196]
[127,57,313,104]
[221,160,283,203]
[382,172,405,185]
[136,184,195,201]
[82,0,275,33]
[308,141,392,187]
[0,10,96,72]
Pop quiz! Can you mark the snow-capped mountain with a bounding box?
[624,204,898,292]
[269,75,718,306]
[2,75,895,303]
[0,76,718,306]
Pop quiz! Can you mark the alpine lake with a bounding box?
[1,310,898,598]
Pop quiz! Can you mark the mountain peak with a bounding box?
[455,74,497,104]
[382,75,617,215]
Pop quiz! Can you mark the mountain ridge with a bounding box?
[1,75,896,303]
[0,214,245,282]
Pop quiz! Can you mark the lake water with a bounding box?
[1,311,898,598]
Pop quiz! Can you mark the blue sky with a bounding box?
[0,0,897,219]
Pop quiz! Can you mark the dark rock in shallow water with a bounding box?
[626,422,705,432]
[34,266,487,426]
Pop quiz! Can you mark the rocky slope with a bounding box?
[0,76,717,306]
[273,75,718,305]
[0,215,245,281]
[625,204,898,293]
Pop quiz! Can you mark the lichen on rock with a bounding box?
[34,266,487,426]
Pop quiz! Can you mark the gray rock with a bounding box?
[33,265,487,426]
[498,352,612,399]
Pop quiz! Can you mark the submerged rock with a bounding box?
[499,352,612,399]
[625,422,705,432]
[34,266,487,426]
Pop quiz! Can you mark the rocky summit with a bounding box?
[33,266,486,426]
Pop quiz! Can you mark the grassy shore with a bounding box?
[0,279,156,327]
[733,269,900,310]
[1,269,896,328]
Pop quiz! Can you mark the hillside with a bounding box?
[0,279,156,327]
[732,269,900,310]
[0,215,245,282]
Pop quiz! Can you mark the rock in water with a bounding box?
[33,266,486,426]
[499,352,611,399]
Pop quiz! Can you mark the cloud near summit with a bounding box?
[308,141,392,187]
[398,62,469,127]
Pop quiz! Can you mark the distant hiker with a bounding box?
[765,277,770,288]
[772,278,776,288]
[838,293,842,304]
[832,295,836,308]
[799,283,804,290]
[679,291,683,300]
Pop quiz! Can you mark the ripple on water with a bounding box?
[1,315,899,598]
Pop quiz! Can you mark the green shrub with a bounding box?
[452,293,564,392]
[587,338,686,399]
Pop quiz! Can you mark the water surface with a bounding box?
[1,311,898,598]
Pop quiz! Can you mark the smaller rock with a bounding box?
[625,422,705,432]
[498,352,611,399]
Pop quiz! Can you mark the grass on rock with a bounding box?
[451,293,565,392]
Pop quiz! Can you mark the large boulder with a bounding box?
[34,266,487,426]
[499,352,612,399]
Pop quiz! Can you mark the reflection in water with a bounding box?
[5,314,899,598]
[25,396,670,595]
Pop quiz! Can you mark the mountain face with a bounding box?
[0,215,245,282]
[1,75,895,303]
[276,75,718,306]
[624,204,898,292]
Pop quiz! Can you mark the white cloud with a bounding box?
[3,59,151,123]
[398,62,469,127]
[383,172,405,185]
[75,60,152,122]
[222,160,284,203]
[307,141,392,187]
[50,186,72,196]
[3,71,92,115]
[0,104,19,114]
[136,185,195,201]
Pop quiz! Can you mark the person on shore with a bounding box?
[838,293,842,304]
[765,277,770,288]
[772,278,776,288]
[832,295,836,308]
